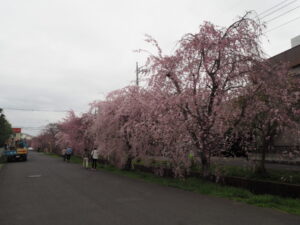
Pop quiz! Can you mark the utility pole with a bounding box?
[135,62,139,86]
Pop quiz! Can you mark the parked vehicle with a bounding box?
[4,140,28,162]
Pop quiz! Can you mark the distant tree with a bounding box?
[237,63,300,174]
[55,111,85,155]
[94,86,142,169]
[0,108,12,147]
[55,109,96,156]
[81,109,97,152]
[31,123,59,153]
[43,123,60,153]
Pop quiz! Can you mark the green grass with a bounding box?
[130,158,300,185]
[96,164,300,215]
[42,152,300,215]
[69,155,83,164]
[213,165,300,185]
[43,152,84,164]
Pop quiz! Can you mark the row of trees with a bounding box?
[33,13,300,176]
[0,108,12,148]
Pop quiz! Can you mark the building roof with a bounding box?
[21,133,34,139]
[269,44,300,68]
[269,44,300,77]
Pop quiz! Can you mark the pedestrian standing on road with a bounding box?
[82,148,89,168]
[90,147,99,170]
[65,147,73,163]
[62,148,67,161]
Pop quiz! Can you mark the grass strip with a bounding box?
[43,152,300,215]
[212,165,300,185]
[145,159,300,185]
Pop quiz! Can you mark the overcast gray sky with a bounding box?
[1,0,300,136]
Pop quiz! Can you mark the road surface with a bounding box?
[0,151,299,225]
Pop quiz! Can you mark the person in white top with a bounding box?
[82,149,89,169]
[61,148,67,161]
[90,147,99,170]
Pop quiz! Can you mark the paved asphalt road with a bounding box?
[0,151,299,225]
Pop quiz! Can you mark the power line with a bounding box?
[265,15,300,33]
[254,0,300,35]
[266,5,300,23]
[2,107,74,113]
[257,0,294,17]
[260,0,298,19]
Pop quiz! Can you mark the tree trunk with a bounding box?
[123,137,133,171]
[123,155,133,171]
[255,141,268,175]
[199,151,210,178]
[259,145,266,173]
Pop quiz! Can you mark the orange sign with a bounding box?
[17,148,27,154]
[12,128,22,133]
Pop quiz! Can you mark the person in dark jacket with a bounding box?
[65,147,73,162]
[90,147,99,170]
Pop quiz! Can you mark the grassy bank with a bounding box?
[215,165,300,185]
[42,152,300,215]
[136,159,300,185]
